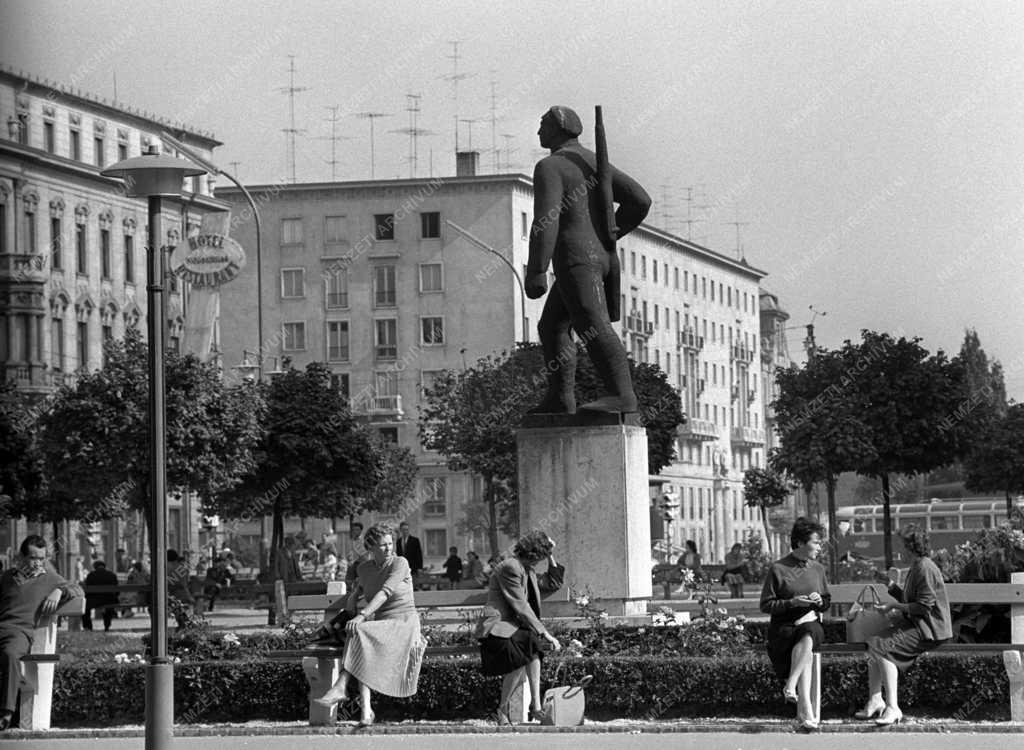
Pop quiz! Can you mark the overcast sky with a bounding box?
[3,0,1022,398]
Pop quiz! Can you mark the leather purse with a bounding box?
[541,664,593,726]
[308,609,355,647]
[846,585,890,644]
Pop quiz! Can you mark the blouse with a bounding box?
[356,555,416,619]
[759,553,832,626]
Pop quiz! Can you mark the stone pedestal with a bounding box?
[517,414,652,616]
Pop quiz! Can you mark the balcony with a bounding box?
[677,418,719,441]
[730,343,756,363]
[730,426,765,446]
[0,253,47,284]
[350,393,404,420]
[624,312,651,337]
[677,328,704,351]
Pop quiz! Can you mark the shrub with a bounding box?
[50,652,1011,725]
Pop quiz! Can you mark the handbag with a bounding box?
[307,608,355,647]
[846,585,890,644]
[541,663,593,726]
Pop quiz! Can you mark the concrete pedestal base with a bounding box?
[517,419,652,612]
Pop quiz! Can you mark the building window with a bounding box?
[374,213,395,241]
[424,528,447,557]
[664,262,669,286]
[373,265,396,307]
[51,317,65,371]
[324,215,347,244]
[421,316,444,345]
[283,321,306,351]
[653,261,658,284]
[375,319,397,359]
[50,217,62,269]
[99,228,112,279]
[641,255,647,279]
[44,121,55,153]
[281,217,303,245]
[630,252,636,275]
[420,211,440,239]
[70,129,81,160]
[326,320,349,361]
[521,211,528,239]
[117,141,128,161]
[378,427,399,445]
[0,203,6,254]
[422,477,447,517]
[94,137,105,167]
[420,369,444,397]
[124,234,134,282]
[674,267,679,289]
[24,208,36,253]
[77,321,88,371]
[14,113,28,145]
[325,269,348,308]
[419,263,443,293]
[330,372,350,396]
[280,268,305,298]
[76,224,87,273]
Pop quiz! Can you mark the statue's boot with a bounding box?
[528,374,576,414]
[578,330,638,413]
[528,337,577,414]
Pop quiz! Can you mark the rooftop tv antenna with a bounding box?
[723,203,749,260]
[679,186,704,241]
[353,111,391,179]
[500,133,517,172]
[441,40,475,154]
[459,117,482,150]
[390,94,436,178]
[316,106,353,182]
[278,55,309,183]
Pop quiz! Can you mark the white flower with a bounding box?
[172,656,181,664]
[222,633,240,646]
[599,612,609,620]
[569,639,584,649]
[114,653,129,663]
[576,595,590,607]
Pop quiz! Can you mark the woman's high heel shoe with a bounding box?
[356,709,375,728]
[782,687,798,704]
[854,698,885,720]
[875,706,903,726]
[528,706,549,723]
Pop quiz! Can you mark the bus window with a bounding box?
[930,516,958,530]
[853,518,866,533]
[962,515,992,530]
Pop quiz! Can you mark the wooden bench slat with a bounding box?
[20,654,61,663]
[827,582,1024,605]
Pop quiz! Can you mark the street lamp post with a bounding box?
[102,146,205,750]
[444,219,529,343]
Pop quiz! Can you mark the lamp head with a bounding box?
[101,144,205,197]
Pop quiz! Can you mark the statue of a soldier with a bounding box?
[525,105,651,414]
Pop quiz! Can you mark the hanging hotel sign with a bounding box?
[169,233,246,287]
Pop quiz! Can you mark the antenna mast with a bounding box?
[278,55,309,183]
[723,203,749,260]
[353,112,391,179]
[442,41,474,156]
[317,106,351,182]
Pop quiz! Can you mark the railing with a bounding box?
[730,344,756,363]
[677,328,704,351]
[730,426,765,446]
[677,418,719,441]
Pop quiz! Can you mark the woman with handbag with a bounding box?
[475,530,564,725]
[857,524,952,726]
[759,517,831,732]
[313,523,424,727]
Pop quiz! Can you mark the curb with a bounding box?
[5,720,1023,740]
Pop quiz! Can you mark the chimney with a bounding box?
[455,151,479,177]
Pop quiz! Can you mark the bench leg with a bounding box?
[302,656,343,726]
[809,652,822,724]
[18,661,54,730]
[507,667,529,724]
[1004,650,1024,723]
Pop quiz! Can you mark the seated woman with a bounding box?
[760,517,831,732]
[475,530,563,725]
[721,542,747,599]
[314,523,424,726]
[858,524,952,726]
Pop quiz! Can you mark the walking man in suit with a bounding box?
[395,522,423,574]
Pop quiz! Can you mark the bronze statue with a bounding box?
[525,105,651,414]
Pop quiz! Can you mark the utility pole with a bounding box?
[353,112,390,179]
[278,55,309,183]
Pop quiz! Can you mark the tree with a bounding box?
[36,330,264,536]
[842,331,967,567]
[769,347,877,578]
[207,361,400,573]
[0,380,45,518]
[420,342,685,557]
[964,404,1024,515]
[742,466,792,556]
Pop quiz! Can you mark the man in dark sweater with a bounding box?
[0,535,83,730]
[82,561,119,631]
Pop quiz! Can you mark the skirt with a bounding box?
[343,612,424,697]
[867,621,945,672]
[766,620,825,681]
[479,628,544,676]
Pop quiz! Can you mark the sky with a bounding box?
[3,0,1023,398]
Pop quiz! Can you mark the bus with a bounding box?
[835,498,1006,564]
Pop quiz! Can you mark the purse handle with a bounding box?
[856,585,883,607]
[552,661,594,698]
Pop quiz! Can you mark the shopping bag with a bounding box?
[846,585,890,644]
[541,663,593,726]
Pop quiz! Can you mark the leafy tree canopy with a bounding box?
[964,403,1024,499]
[0,380,45,517]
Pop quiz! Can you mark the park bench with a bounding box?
[15,596,85,730]
[808,574,1024,723]
[652,563,729,599]
[268,581,565,725]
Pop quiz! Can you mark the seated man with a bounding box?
[0,535,83,730]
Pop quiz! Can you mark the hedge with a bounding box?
[51,652,1010,726]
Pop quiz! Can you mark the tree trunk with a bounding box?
[52,520,62,574]
[1007,491,1014,519]
[485,476,500,560]
[881,473,893,569]
[760,505,773,556]
[825,474,838,583]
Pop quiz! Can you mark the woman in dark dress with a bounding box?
[760,517,831,732]
[474,530,563,724]
[857,524,952,726]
